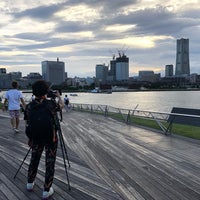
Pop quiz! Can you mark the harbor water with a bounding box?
[65,90,200,113]
[1,90,200,113]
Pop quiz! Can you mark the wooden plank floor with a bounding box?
[0,110,200,200]
[0,111,122,200]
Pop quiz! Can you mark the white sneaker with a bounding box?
[15,129,19,133]
[42,187,54,199]
[26,182,34,191]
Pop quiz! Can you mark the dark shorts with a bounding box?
[9,110,20,118]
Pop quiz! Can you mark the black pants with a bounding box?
[27,140,58,191]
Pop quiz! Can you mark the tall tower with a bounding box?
[175,38,190,76]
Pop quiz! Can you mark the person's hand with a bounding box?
[55,90,61,98]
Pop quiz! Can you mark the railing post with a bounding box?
[91,105,93,113]
[105,106,108,116]
[126,110,131,124]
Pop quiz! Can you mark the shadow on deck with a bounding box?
[0,110,200,200]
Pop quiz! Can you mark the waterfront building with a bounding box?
[175,38,190,76]
[42,58,65,85]
[165,64,173,77]
[139,70,160,82]
[0,72,21,88]
[65,72,68,80]
[25,72,43,85]
[27,72,42,79]
[0,68,6,74]
[95,64,108,83]
[109,59,117,81]
[85,77,95,85]
[0,73,11,88]
[10,71,22,79]
[116,54,129,81]
[190,73,200,84]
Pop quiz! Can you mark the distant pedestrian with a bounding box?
[2,80,26,133]
[64,95,70,112]
[31,94,35,101]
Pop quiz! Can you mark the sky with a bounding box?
[0,0,200,78]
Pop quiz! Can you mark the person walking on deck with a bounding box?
[64,94,70,112]
[2,80,26,133]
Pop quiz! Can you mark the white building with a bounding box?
[115,54,129,81]
[42,58,65,85]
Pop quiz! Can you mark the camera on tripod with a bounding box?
[47,89,62,113]
[47,89,62,99]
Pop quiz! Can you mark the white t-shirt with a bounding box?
[5,89,24,110]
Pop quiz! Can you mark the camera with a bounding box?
[47,89,62,99]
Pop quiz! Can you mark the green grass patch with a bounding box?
[130,116,200,140]
[170,123,200,140]
[130,116,161,129]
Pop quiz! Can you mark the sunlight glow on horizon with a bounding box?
[101,36,173,48]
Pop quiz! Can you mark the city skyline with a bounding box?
[0,1,200,77]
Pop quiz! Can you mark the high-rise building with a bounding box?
[109,59,117,81]
[0,68,6,74]
[95,64,108,82]
[175,38,190,76]
[115,53,129,81]
[165,64,173,77]
[42,58,65,85]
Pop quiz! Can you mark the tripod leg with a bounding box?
[55,116,70,167]
[58,133,71,191]
[14,147,31,179]
[58,129,70,167]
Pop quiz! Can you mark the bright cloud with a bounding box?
[0,0,199,77]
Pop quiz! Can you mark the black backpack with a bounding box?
[65,98,69,105]
[25,99,55,144]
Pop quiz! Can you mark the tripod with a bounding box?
[14,111,71,191]
[55,111,71,190]
[14,147,31,179]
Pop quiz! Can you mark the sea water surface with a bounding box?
[63,90,200,113]
[1,90,200,113]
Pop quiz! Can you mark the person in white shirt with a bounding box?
[3,80,26,133]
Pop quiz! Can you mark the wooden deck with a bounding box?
[0,110,200,200]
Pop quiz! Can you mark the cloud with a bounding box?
[11,3,63,21]
[0,1,200,77]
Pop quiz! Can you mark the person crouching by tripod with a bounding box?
[24,80,64,199]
